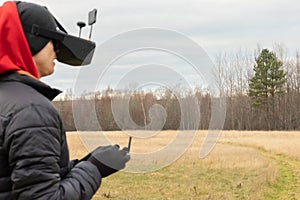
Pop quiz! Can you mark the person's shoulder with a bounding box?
[0,80,57,116]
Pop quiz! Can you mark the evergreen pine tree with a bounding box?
[249,48,287,108]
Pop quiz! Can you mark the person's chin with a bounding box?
[51,63,55,73]
[46,68,55,77]
[49,69,55,76]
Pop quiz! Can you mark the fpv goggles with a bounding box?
[25,19,96,66]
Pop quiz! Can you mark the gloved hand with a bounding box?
[86,145,130,178]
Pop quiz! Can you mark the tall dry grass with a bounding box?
[66,130,295,199]
[220,131,300,160]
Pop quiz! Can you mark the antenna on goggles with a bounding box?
[88,9,97,40]
[76,8,97,39]
[77,21,86,37]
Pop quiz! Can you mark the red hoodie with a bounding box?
[0,1,39,79]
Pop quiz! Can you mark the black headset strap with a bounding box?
[23,24,65,42]
[22,14,67,42]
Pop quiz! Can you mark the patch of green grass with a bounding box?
[263,155,297,200]
[221,142,300,200]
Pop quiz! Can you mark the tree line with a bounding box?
[53,46,300,131]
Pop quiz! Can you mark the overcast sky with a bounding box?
[2,0,300,95]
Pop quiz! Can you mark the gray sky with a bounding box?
[2,0,300,95]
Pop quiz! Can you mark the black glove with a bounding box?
[87,144,130,178]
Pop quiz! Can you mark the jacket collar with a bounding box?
[0,72,61,101]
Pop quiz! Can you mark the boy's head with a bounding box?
[16,1,96,66]
[16,1,57,56]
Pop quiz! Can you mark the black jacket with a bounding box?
[0,72,101,199]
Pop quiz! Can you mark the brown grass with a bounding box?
[220,131,300,159]
[66,130,300,199]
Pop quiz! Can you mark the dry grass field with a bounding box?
[66,130,300,200]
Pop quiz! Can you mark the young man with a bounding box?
[0,1,130,199]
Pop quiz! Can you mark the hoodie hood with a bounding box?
[0,1,39,78]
